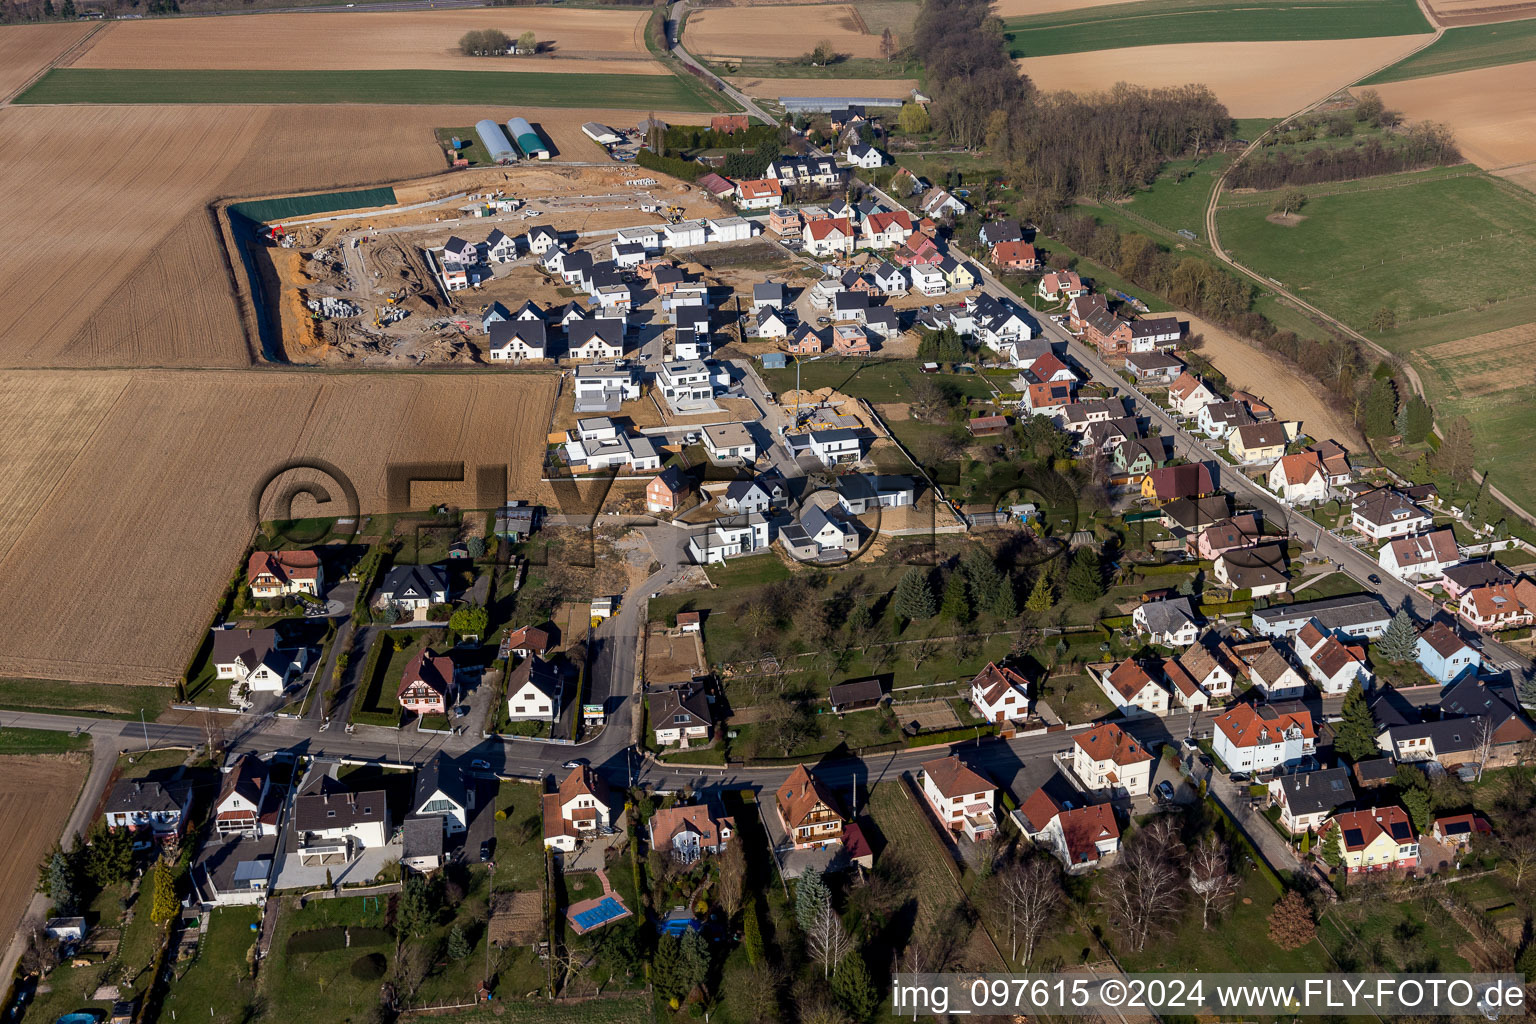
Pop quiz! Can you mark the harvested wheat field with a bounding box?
[0,21,94,100]
[728,75,919,97]
[1422,0,1536,22]
[0,370,557,686]
[1370,62,1536,182]
[1187,315,1365,447]
[69,8,656,70]
[1020,35,1430,116]
[0,755,88,949]
[685,4,881,57]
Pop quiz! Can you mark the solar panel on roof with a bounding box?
[1390,822,1411,840]
[1444,821,1471,836]
[1343,828,1365,847]
[232,859,270,882]
[1330,780,1346,791]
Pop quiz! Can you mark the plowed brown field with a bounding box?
[0,756,88,954]
[68,8,656,69]
[0,22,94,100]
[1370,62,1536,183]
[685,4,880,57]
[0,370,557,686]
[1018,35,1430,116]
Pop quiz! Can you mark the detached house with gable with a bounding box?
[247,550,323,599]
[969,661,1031,724]
[803,217,856,258]
[398,649,455,716]
[1213,703,1315,772]
[919,756,998,841]
[1268,452,1330,506]
[214,755,277,838]
[648,683,713,747]
[1379,527,1460,581]
[649,804,733,863]
[506,654,561,722]
[542,765,613,852]
[212,628,307,694]
[1169,372,1220,417]
[1019,779,1120,873]
[1321,806,1418,874]
[1072,723,1154,798]
[1351,489,1433,542]
[775,764,847,850]
[1093,659,1170,717]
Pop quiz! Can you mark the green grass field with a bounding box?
[0,727,90,755]
[16,68,719,110]
[1361,19,1536,83]
[161,907,261,1024]
[760,360,994,403]
[0,677,177,721]
[1217,166,1536,514]
[1004,0,1429,57]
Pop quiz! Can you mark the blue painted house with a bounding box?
[1415,621,1481,684]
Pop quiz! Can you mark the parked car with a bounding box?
[479,839,494,862]
[1229,771,1250,783]
[471,759,491,770]
[1198,754,1214,768]
[1156,780,1176,803]
[562,759,588,770]
[1367,573,1382,585]
[1181,737,1198,751]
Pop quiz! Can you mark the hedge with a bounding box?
[903,724,997,748]
[637,148,701,181]
[1100,614,1134,630]
[1206,797,1285,894]
[1135,562,1200,576]
[1199,599,1254,617]
[662,124,778,150]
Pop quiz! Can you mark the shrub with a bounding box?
[350,953,387,980]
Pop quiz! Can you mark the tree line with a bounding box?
[1228,124,1461,190]
[457,28,538,56]
[912,0,1232,200]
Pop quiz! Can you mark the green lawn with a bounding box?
[1004,0,1429,57]
[703,551,791,588]
[434,126,493,168]
[1321,899,1473,971]
[261,895,392,1021]
[0,727,89,755]
[24,881,164,1024]
[162,907,261,1024]
[709,56,922,79]
[1362,18,1536,83]
[1120,151,1233,241]
[760,360,994,403]
[349,632,431,728]
[0,678,176,721]
[17,69,720,110]
[491,779,550,892]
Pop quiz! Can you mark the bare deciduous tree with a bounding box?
[806,900,853,978]
[997,857,1064,966]
[1098,817,1185,952]
[717,839,746,919]
[1472,716,1495,783]
[1187,834,1238,931]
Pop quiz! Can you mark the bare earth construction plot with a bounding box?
[1018,35,1429,117]
[67,8,660,70]
[0,371,556,686]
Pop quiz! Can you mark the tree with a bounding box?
[1273,188,1307,216]
[86,824,135,887]
[832,952,878,1021]
[1398,395,1432,444]
[893,567,937,622]
[961,546,1007,615]
[447,924,470,961]
[397,875,438,938]
[1065,546,1104,603]
[1434,416,1476,482]
[997,857,1062,966]
[1402,787,1432,835]
[1370,307,1397,333]
[458,28,511,56]
[449,605,488,640]
[1320,824,1344,867]
[45,851,76,915]
[517,30,537,53]
[61,0,76,17]
[806,899,852,978]
[992,578,1018,619]
[717,840,746,919]
[1378,609,1418,664]
[1267,890,1316,950]
[795,869,830,932]
[897,102,930,135]
[150,859,178,924]
[878,27,897,60]
[742,900,765,965]
[653,934,686,1006]
[1362,376,1397,437]
[1098,817,1184,952]
[811,38,837,64]
[1335,681,1380,762]
[1025,572,1055,612]
[940,571,972,622]
[1187,834,1238,931]
[678,929,710,998]
[392,940,433,1001]
[467,535,487,559]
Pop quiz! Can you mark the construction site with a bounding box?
[236,162,726,365]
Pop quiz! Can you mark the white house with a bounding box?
[526,225,560,255]
[778,506,858,560]
[806,427,868,466]
[1416,621,1482,685]
[735,178,783,211]
[1018,782,1120,874]
[505,654,561,721]
[844,142,886,168]
[488,319,547,361]
[649,683,712,747]
[671,327,712,360]
[1196,400,1252,440]
[969,661,1031,724]
[1294,619,1372,695]
[753,307,792,339]
[374,564,449,615]
[1071,723,1154,798]
[1213,703,1315,772]
[1379,528,1460,580]
[294,774,391,857]
[1168,371,1220,418]
[872,262,908,295]
[573,364,639,408]
[1268,452,1330,506]
[211,629,307,694]
[686,513,772,564]
[663,220,709,249]
[564,420,662,472]
[919,756,997,841]
[104,779,192,845]
[909,264,946,296]
[614,225,659,252]
[1268,768,1355,834]
[567,319,625,361]
[213,755,274,838]
[1132,597,1199,648]
[485,229,518,263]
[803,217,856,258]
[861,210,914,250]
[1352,489,1433,541]
[703,422,756,463]
[1241,642,1308,700]
[542,765,614,852]
[1094,660,1170,717]
[707,216,754,243]
[412,756,474,835]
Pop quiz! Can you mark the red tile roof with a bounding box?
[806,217,853,241]
[247,549,320,586]
[1214,702,1314,749]
[1074,722,1152,766]
[921,755,994,800]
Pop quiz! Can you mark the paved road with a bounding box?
[667,0,777,126]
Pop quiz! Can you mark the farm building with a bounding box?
[475,119,518,165]
[582,122,622,145]
[508,118,550,160]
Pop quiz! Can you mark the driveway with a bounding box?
[1199,758,1301,873]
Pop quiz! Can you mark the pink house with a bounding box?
[398,649,455,715]
[1194,514,1263,560]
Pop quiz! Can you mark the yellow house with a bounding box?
[1228,422,1290,464]
[1322,806,1419,874]
[941,257,977,290]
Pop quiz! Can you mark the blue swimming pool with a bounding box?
[571,896,627,931]
[56,1014,100,1024]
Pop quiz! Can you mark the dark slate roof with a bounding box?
[378,564,447,601]
[648,683,712,728]
[105,778,190,815]
[413,754,468,815]
[489,318,546,348]
[1276,767,1354,817]
[402,816,444,860]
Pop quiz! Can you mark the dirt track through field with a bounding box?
[1185,315,1366,447]
[1019,35,1430,115]
[0,22,94,101]
[685,4,882,57]
[69,8,660,69]
[727,75,919,96]
[0,370,557,686]
[0,755,89,956]
[1370,61,1536,179]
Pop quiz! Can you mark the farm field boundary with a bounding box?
[1361,18,1536,80]
[1004,0,1431,56]
[1370,63,1536,185]
[17,68,721,110]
